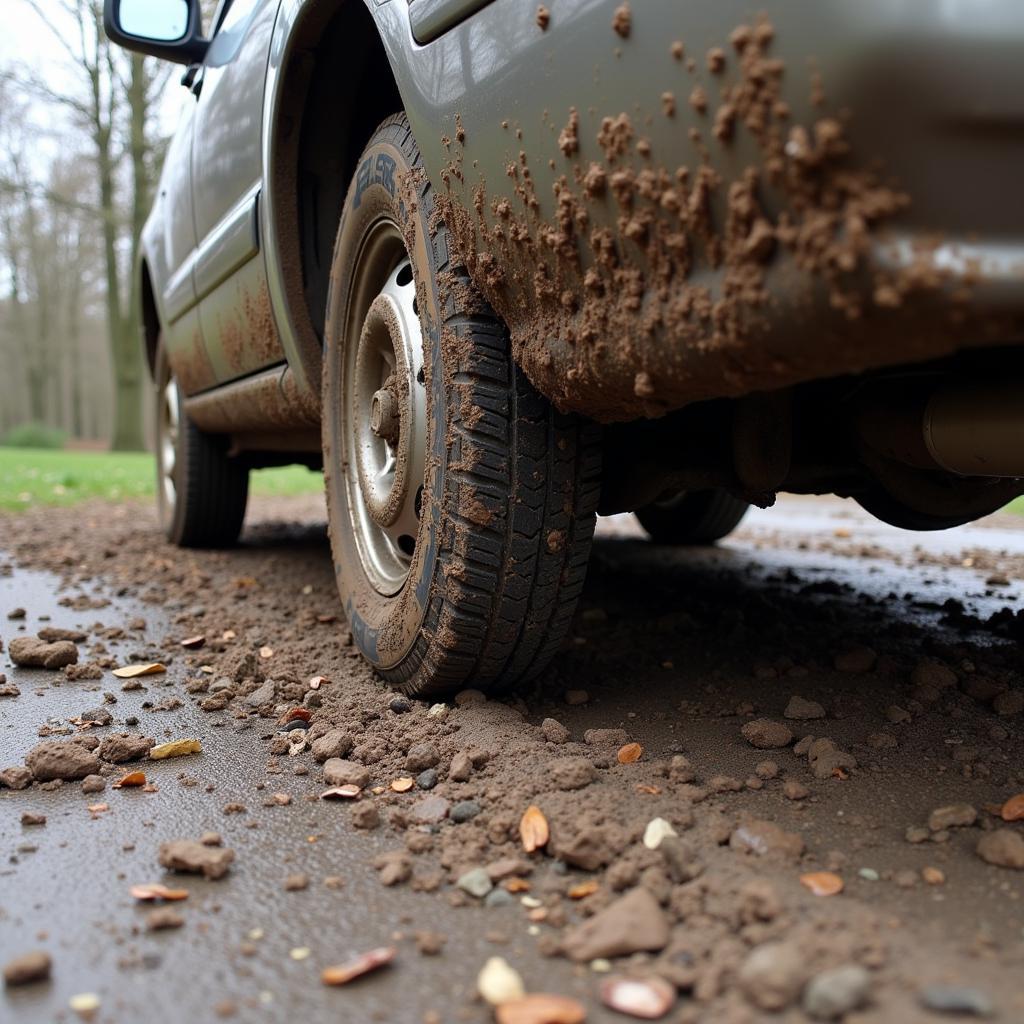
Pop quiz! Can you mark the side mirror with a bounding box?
[104,0,208,65]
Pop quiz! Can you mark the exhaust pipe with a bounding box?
[858,379,1024,479]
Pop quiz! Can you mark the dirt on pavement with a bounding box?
[2,494,1024,1023]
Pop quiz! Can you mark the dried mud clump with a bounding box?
[535,5,549,31]
[611,3,631,39]
[436,17,962,422]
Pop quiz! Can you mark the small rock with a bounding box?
[323,759,370,789]
[548,756,597,791]
[158,839,235,879]
[755,760,779,780]
[928,803,977,832]
[919,986,995,1018]
[784,696,826,720]
[783,780,809,801]
[9,636,78,669]
[976,829,1024,870]
[405,742,441,772]
[448,750,473,782]
[409,795,450,824]
[457,867,493,898]
[477,957,525,1005]
[146,907,184,931]
[0,681,20,698]
[389,697,411,714]
[807,738,856,779]
[562,887,670,961]
[0,766,33,790]
[80,707,113,726]
[97,734,155,763]
[81,774,106,794]
[730,819,805,859]
[25,739,100,781]
[599,976,676,1019]
[350,801,380,830]
[21,812,46,826]
[451,800,481,823]
[540,718,570,744]
[416,768,438,790]
[803,965,872,1020]
[245,680,276,707]
[739,942,807,1011]
[283,873,309,891]
[311,729,354,763]
[6,607,26,620]
[3,950,51,986]
[741,719,793,749]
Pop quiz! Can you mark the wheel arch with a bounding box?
[261,0,405,414]
[139,257,161,379]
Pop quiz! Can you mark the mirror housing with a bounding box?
[104,0,208,65]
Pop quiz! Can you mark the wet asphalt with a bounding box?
[2,495,1024,1024]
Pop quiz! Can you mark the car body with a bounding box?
[107,0,1024,692]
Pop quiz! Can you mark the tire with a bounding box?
[636,489,748,545]
[154,340,249,547]
[322,114,601,696]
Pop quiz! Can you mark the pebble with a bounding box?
[21,812,46,826]
[410,795,450,824]
[784,695,826,720]
[9,636,78,669]
[905,826,929,844]
[448,750,473,782]
[0,766,33,790]
[323,759,370,789]
[858,868,879,882]
[562,887,669,961]
[451,800,481,823]
[416,768,438,790]
[540,718,570,744]
[976,829,1024,869]
[755,760,779,780]
[283,873,309,891]
[98,734,155,763]
[245,680,276,707]
[928,804,977,832]
[146,907,184,931]
[405,742,441,772]
[427,703,448,720]
[739,941,807,1011]
[477,957,525,1006]
[599,975,676,1019]
[350,802,380,830]
[310,729,354,763]
[3,950,51,986]
[783,780,809,801]
[803,965,872,1020]
[484,889,514,908]
[24,740,100,781]
[919,986,994,1017]
[81,775,106,794]
[389,697,411,714]
[158,839,235,880]
[741,719,793,749]
[457,867,493,898]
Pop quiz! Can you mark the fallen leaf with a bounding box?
[642,817,677,850]
[800,871,844,896]
[478,956,526,1006]
[112,663,166,679]
[496,994,586,1024]
[391,777,414,793]
[259,646,274,659]
[280,707,312,725]
[130,883,189,901]
[1001,793,1024,822]
[180,635,205,649]
[503,878,531,893]
[112,771,146,789]
[617,742,643,764]
[309,675,331,689]
[320,785,362,800]
[635,784,661,795]
[568,879,599,899]
[600,975,676,1019]
[321,946,396,986]
[150,739,202,760]
[520,805,549,853]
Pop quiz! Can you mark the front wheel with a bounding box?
[154,341,249,547]
[636,489,748,545]
[322,114,601,696]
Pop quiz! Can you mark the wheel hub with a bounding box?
[343,232,427,596]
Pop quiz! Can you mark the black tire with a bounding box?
[636,489,748,545]
[154,341,249,547]
[322,114,601,696]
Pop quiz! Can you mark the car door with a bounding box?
[153,100,219,396]
[190,0,284,384]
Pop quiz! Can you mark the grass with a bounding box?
[0,447,323,511]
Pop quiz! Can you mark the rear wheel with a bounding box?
[636,489,748,545]
[322,114,601,696]
[154,341,249,547]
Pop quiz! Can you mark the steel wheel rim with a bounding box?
[159,379,179,513]
[342,219,427,596]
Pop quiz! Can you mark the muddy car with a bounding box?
[105,0,1024,694]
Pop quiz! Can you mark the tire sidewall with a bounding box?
[155,341,185,544]
[323,130,446,673]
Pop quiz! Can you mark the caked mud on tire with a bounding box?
[322,114,602,696]
[636,489,749,546]
[154,340,249,548]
